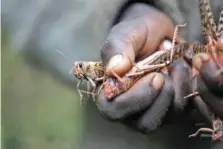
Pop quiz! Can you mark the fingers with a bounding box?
[192,95,212,125]
[192,53,223,119]
[136,73,174,133]
[197,75,223,119]
[168,59,192,115]
[193,53,223,94]
[192,53,210,71]
[200,60,223,94]
[189,76,212,125]
[95,73,165,120]
[101,4,176,77]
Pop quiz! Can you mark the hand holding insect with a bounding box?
[94,4,193,133]
[187,0,223,119]
[186,0,223,142]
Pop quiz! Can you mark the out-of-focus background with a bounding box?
[2,31,82,149]
[2,0,123,148]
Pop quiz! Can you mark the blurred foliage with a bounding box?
[2,33,82,149]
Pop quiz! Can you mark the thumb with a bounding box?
[101,4,179,77]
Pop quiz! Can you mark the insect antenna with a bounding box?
[217,6,223,37]
[55,49,70,61]
[54,49,75,74]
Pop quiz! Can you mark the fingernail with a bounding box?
[193,56,203,71]
[107,54,123,69]
[106,54,133,77]
[192,53,210,71]
[151,73,165,90]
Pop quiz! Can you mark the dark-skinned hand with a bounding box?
[94,3,193,134]
[191,39,223,124]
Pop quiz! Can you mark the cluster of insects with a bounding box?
[68,0,223,142]
[186,0,223,142]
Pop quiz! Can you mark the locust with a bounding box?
[185,0,223,142]
[198,0,223,74]
[54,49,106,102]
[184,0,223,99]
[71,57,133,102]
[72,61,104,102]
[102,23,215,99]
[75,0,223,102]
[189,114,223,142]
[71,0,223,103]
[103,42,211,99]
[103,0,223,100]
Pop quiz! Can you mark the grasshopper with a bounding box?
[103,23,204,99]
[102,15,223,100]
[72,61,104,102]
[103,0,223,100]
[199,0,223,72]
[54,49,105,102]
[71,57,133,102]
[184,0,223,99]
[73,1,223,102]
[189,114,223,142]
[185,0,223,142]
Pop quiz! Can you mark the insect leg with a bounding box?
[77,79,83,103]
[184,91,199,99]
[111,70,124,84]
[77,80,97,104]
[208,36,222,68]
[126,71,145,77]
[126,61,170,77]
[189,128,214,138]
[86,81,91,99]
[97,83,105,97]
[96,75,108,96]
[127,57,141,71]
[140,61,171,71]
[77,89,98,95]
[95,77,104,81]
[86,77,97,102]
[93,77,105,96]
[170,23,187,62]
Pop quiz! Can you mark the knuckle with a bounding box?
[137,121,159,134]
[99,106,126,120]
[100,37,120,62]
[101,38,112,58]
[162,76,174,94]
[96,97,126,120]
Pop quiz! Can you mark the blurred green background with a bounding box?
[2,32,83,149]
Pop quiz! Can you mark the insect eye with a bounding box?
[79,62,83,68]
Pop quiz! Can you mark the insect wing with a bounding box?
[217,6,223,37]
[199,0,217,41]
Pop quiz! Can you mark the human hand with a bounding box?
[186,46,223,143]
[191,48,223,122]
[94,3,192,133]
